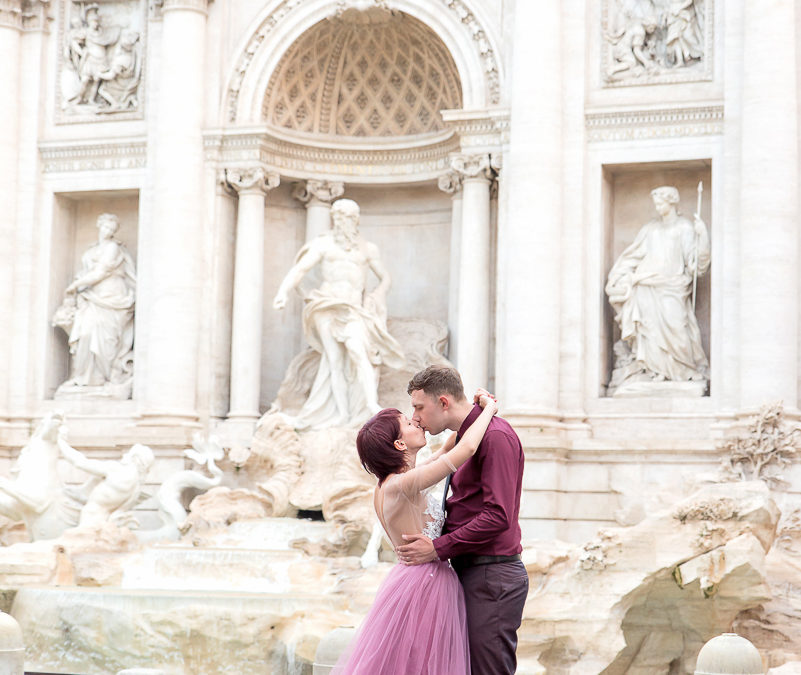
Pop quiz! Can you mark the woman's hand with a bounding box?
[474,388,498,415]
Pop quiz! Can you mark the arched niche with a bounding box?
[224,0,502,127]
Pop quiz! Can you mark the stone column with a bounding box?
[0,2,22,416]
[291,180,344,242]
[738,2,798,409]
[438,171,464,364]
[143,0,209,419]
[226,167,279,421]
[450,153,493,393]
[496,0,562,417]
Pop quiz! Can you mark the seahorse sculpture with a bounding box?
[138,433,225,542]
[0,411,79,541]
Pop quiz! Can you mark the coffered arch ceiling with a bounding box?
[262,10,463,139]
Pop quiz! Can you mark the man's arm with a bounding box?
[433,430,520,560]
[397,429,521,564]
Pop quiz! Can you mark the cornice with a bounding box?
[205,126,460,183]
[39,137,147,172]
[585,104,724,142]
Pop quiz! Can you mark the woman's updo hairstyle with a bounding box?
[357,408,405,484]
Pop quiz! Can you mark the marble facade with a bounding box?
[1,0,801,661]
[1,0,799,544]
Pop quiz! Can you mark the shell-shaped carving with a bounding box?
[262,11,462,137]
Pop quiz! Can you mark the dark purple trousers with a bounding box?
[455,560,529,674]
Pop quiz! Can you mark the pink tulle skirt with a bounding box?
[332,560,469,674]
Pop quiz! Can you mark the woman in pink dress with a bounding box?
[332,391,498,674]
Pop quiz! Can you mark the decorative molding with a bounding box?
[441,0,500,104]
[334,0,388,15]
[0,0,22,30]
[22,0,51,30]
[161,0,208,13]
[224,166,280,194]
[441,107,510,151]
[585,104,723,142]
[449,152,492,180]
[205,127,460,183]
[291,180,345,205]
[39,138,147,172]
[262,11,462,137]
[227,0,501,122]
[601,0,714,87]
[226,0,304,123]
[437,170,462,195]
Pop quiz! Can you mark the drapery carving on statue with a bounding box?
[137,434,225,543]
[62,2,143,114]
[604,0,706,83]
[717,402,801,491]
[271,198,405,431]
[605,185,710,397]
[53,213,136,399]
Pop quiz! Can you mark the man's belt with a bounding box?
[450,553,521,571]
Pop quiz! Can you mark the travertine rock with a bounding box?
[521,481,778,674]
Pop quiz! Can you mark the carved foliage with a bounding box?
[719,402,801,490]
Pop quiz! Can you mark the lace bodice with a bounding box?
[422,488,445,540]
[373,455,455,548]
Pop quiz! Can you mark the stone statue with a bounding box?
[57,438,154,529]
[605,185,710,395]
[0,412,78,541]
[97,29,142,111]
[664,0,704,67]
[62,3,142,113]
[53,213,136,398]
[272,198,404,429]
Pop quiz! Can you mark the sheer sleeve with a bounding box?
[396,456,456,498]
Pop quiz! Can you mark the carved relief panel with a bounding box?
[602,0,712,86]
[58,0,146,121]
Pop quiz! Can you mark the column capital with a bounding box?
[438,171,464,195]
[0,0,23,30]
[160,0,211,16]
[450,153,494,182]
[291,179,345,206]
[225,167,280,195]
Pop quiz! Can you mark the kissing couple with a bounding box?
[332,365,529,675]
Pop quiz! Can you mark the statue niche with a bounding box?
[605,184,710,396]
[52,213,136,399]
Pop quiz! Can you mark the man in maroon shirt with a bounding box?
[397,365,528,675]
